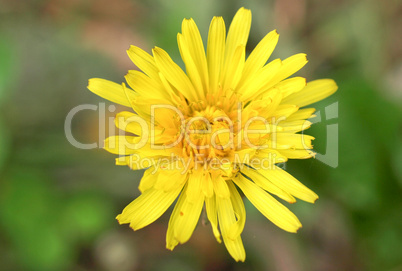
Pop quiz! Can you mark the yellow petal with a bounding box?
[274,77,306,98]
[131,143,181,159]
[173,186,204,244]
[285,108,316,121]
[221,45,245,91]
[127,46,161,82]
[273,133,315,149]
[121,83,149,117]
[116,185,183,230]
[241,166,296,203]
[115,155,158,170]
[278,119,312,133]
[177,33,204,97]
[216,196,235,235]
[181,18,209,93]
[281,79,338,107]
[207,16,226,93]
[269,53,308,86]
[227,181,246,239]
[233,174,302,233]
[115,110,172,143]
[239,59,282,101]
[205,195,221,243]
[202,172,214,198]
[87,78,136,107]
[234,148,257,164]
[255,88,283,118]
[224,8,251,69]
[213,174,230,198]
[103,136,143,155]
[186,168,203,202]
[241,30,279,83]
[152,47,198,102]
[125,70,171,101]
[256,166,318,203]
[253,148,289,164]
[272,104,299,119]
[216,194,246,262]
[279,149,316,159]
[154,168,188,192]
[166,187,186,250]
[138,167,158,193]
[114,111,144,136]
[151,105,182,130]
[157,71,186,107]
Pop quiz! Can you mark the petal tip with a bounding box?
[116,214,123,224]
[166,245,175,251]
[295,225,302,233]
[239,7,251,13]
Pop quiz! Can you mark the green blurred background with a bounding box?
[0,0,401,270]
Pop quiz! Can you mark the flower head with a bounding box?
[88,7,337,261]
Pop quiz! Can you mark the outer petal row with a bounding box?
[88,78,137,107]
[282,79,338,107]
[116,185,183,230]
[233,174,302,233]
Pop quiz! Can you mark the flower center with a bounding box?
[183,106,234,161]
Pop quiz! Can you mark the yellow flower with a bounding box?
[88,7,337,261]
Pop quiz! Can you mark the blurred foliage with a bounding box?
[0,0,401,270]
